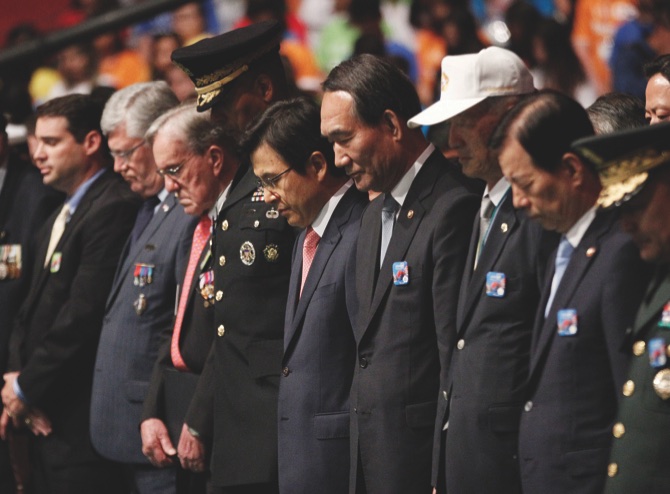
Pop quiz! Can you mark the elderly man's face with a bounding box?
[499,136,574,233]
[108,124,163,199]
[645,73,670,125]
[152,130,219,216]
[320,90,398,193]
[620,168,670,264]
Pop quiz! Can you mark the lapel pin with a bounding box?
[407,210,414,219]
[586,246,597,257]
[162,204,169,212]
[500,223,508,233]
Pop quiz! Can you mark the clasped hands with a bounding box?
[0,372,52,439]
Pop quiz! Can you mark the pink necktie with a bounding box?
[171,215,212,371]
[300,227,320,298]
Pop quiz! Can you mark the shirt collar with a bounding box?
[209,181,232,221]
[66,168,106,214]
[311,180,353,238]
[389,144,434,208]
[483,177,510,207]
[564,205,597,249]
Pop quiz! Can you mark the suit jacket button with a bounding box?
[457,339,465,350]
[607,463,618,477]
[633,340,646,356]
[215,290,223,301]
[359,357,368,368]
[443,391,448,401]
[219,256,226,266]
[217,325,225,337]
[612,422,625,438]
[524,401,533,412]
[221,220,229,231]
[622,380,635,397]
[282,367,291,377]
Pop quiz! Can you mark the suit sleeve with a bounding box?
[600,238,652,399]
[183,341,215,442]
[16,198,137,406]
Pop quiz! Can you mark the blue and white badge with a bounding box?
[392,261,409,286]
[659,301,670,328]
[557,308,578,336]
[485,272,506,298]
[649,338,667,368]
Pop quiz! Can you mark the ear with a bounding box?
[560,152,586,186]
[382,110,403,142]
[208,145,225,176]
[83,130,102,156]
[308,151,328,182]
[255,74,274,104]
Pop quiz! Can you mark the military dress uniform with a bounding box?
[184,164,296,491]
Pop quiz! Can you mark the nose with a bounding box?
[33,141,45,163]
[511,185,529,210]
[113,156,127,173]
[164,175,179,193]
[333,144,350,168]
[263,187,279,204]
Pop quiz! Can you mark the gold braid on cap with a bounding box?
[195,65,249,96]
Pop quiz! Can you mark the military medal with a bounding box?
[0,244,22,280]
[486,272,506,298]
[264,244,279,262]
[659,301,670,328]
[251,187,265,202]
[50,252,62,273]
[266,208,279,219]
[199,270,215,307]
[653,368,670,400]
[649,338,667,368]
[557,308,578,336]
[133,293,147,315]
[392,261,409,286]
[240,241,255,266]
[133,263,155,286]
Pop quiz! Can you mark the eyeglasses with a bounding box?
[157,162,185,180]
[257,167,293,190]
[110,140,145,161]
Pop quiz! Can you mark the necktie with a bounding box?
[300,227,320,298]
[380,194,399,267]
[44,203,71,267]
[130,196,160,247]
[544,235,574,317]
[171,215,212,371]
[474,194,494,269]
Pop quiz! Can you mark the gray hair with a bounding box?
[101,81,179,138]
[586,92,646,135]
[145,103,241,158]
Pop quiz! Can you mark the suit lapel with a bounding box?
[284,228,305,349]
[458,192,516,334]
[529,210,615,374]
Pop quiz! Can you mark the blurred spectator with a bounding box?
[571,0,637,96]
[643,53,670,124]
[95,30,152,88]
[172,2,213,46]
[610,0,670,101]
[42,42,101,104]
[504,0,541,66]
[412,0,450,107]
[441,5,487,55]
[531,18,596,107]
[151,32,181,80]
[164,65,196,102]
[586,92,646,134]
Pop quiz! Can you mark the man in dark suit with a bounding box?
[320,54,480,494]
[0,94,139,494]
[169,21,297,494]
[496,91,652,494]
[245,97,367,494]
[88,82,194,494]
[570,122,670,493]
[140,103,239,494]
[0,112,63,494]
[407,47,554,494]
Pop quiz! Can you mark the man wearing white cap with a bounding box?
[408,47,554,494]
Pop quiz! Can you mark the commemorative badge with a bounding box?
[240,241,256,266]
[251,187,265,202]
[557,308,578,336]
[649,338,667,368]
[264,244,279,263]
[133,293,147,315]
[653,368,670,400]
[0,244,22,280]
[485,272,506,298]
[392,261,409,286]
[659,301,670,328]
[133,263,155,286]
[50,252,62,273]
[199,270,215,307]
[266,208,279,219]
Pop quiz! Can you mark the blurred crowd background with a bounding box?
[1,0,669,147]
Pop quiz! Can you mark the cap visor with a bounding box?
[408,97,486,128]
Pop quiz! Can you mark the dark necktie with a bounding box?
[130,196,160,246]
[380,194,399,267]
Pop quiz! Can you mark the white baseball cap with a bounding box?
[408,46,535,128]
